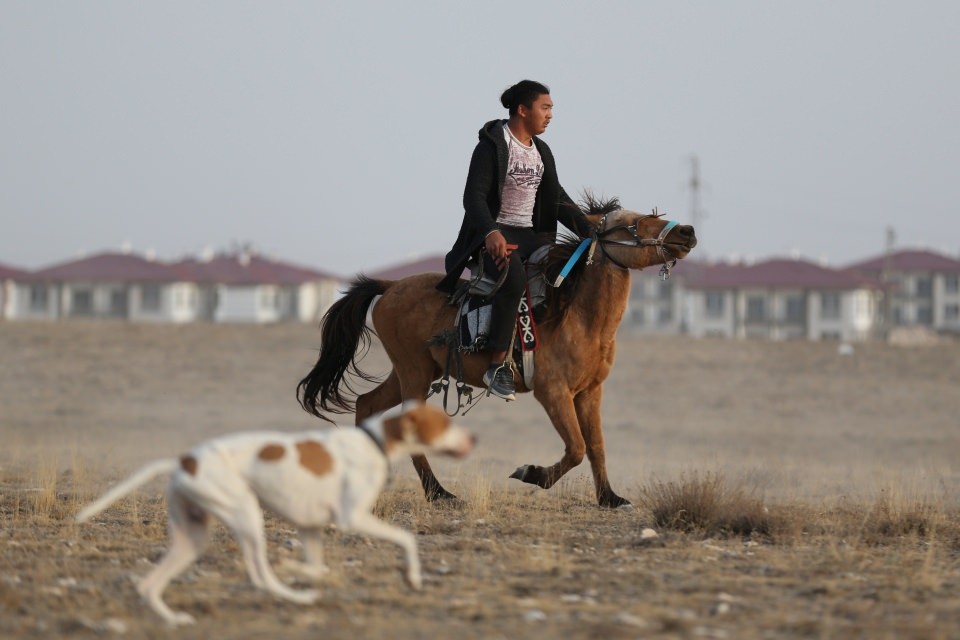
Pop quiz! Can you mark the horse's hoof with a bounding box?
[425,487,460,504]
[509,465,532,481]
[599,493,632,509]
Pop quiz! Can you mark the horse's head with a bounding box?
[586,208,697,278]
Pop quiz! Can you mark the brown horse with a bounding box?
[298,196,697,508]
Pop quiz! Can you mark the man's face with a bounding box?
[520,93,553,136]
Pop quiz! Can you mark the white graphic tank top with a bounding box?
[497,123,543,228]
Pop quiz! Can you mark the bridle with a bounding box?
[589,210,680,280]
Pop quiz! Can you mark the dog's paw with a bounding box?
[167,611,196,627]
[405,571,423,591]
[288,588,320,605]
[282,559,330,582]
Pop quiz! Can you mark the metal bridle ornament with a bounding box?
[586,209,680,281]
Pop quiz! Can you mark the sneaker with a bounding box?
[483,363,516,401]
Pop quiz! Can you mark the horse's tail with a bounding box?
[76,458,179,523]
[297,275,388,421]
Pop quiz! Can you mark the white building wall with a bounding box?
[213,285,289,323]
[688,290,737,338]
[215,286,258,323]
[1,280,12,319]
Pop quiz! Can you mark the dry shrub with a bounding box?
[26,460,59,519]
[638,471,770,537]
[755,489,960,548]
[857,487,960,546]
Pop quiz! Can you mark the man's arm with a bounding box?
[462,141,498,237]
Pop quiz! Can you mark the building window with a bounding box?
[785,295,806,324]
[73,290,93,316]
[657,281,673,300]
[915,277,933,298]
[746,296,766,323]
[946,274,959,294]
[109,289,127,317]
[917,305,933,325]
[259,288,278,310]
[657,305,673,325]
[821,292,841,320]
[705,292,725,318]
[29,284,48,311]
[142,285,161,312]
[945,304,959,323]
[892,306,904,325]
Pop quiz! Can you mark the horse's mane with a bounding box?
[539,193,620,324]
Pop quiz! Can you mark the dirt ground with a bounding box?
[2,321,960,638]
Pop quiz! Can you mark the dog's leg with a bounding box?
[137,490,210,626]
[220,493,319,605]
[345,513,422,590]
[282,528,330,582]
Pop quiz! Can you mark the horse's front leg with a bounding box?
[574,386,630,508]
[510,388,585,490]
[411,455,458,502]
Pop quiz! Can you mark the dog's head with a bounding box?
[379,402,475,459]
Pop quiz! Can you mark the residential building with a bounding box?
[365,254,447,280]
[843,249,960,334]
[0,262,27,320]
[627,258,883,342]
[171,251,341,323]
[9,249,341,324]
[14,252,188,322]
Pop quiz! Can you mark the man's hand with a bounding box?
[485,231,517,268]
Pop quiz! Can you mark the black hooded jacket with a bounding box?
[436,119,592,293]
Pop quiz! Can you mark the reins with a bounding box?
[575,210,680,281]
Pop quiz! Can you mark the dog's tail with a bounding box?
[75,458,179,523]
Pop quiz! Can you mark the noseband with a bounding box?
[590,211,679,280]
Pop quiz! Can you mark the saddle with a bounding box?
[427,246,550,415]
[456,245,550,373]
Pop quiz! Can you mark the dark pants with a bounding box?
[482,225,550,353]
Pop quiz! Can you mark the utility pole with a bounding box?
[688,155,704,234]
[880,226,896,340]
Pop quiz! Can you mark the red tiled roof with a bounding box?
[0,261,28,279]
[171,253,339,285]
[364,254,448,280]
[23,252,181,283]
[685,258,881,290]
[843,249,960,273]
[18,250,340,285]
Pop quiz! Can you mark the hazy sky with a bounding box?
[2,1,958,277]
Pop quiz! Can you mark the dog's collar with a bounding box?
[356,421,389,458]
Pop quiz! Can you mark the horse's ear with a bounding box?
[584,212,604,227]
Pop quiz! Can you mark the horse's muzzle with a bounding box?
[667,224,697,253]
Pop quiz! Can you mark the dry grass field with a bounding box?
[2,321,960,639]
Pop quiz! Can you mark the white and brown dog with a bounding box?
[76,402,474,626]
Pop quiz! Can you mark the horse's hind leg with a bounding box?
[355,369,457,502]
[356,370,402,422]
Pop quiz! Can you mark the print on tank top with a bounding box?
[498,124,543,228]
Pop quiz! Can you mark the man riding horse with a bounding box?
[437,79,593,401]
